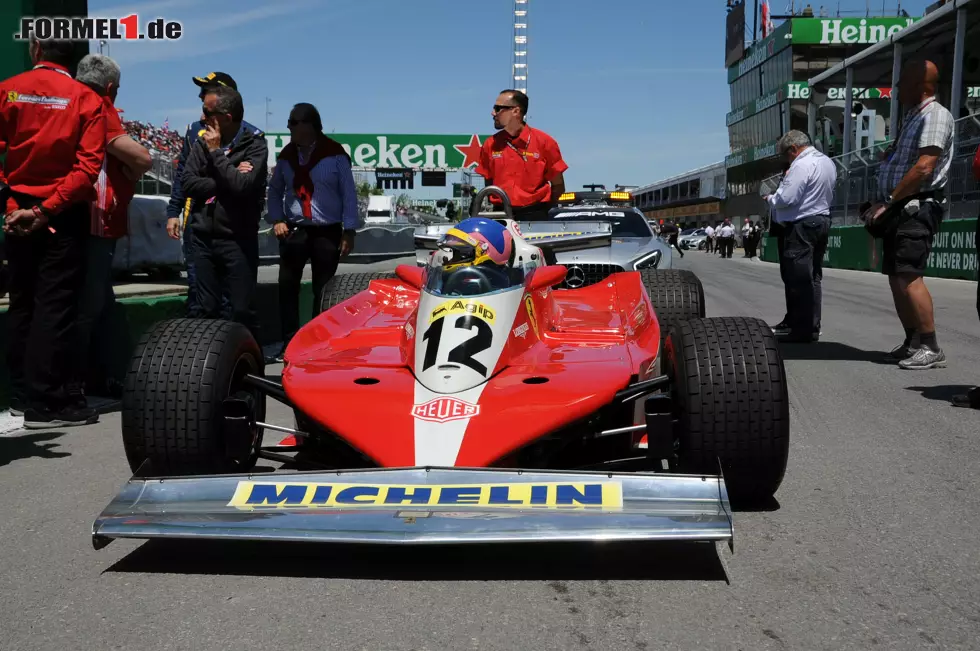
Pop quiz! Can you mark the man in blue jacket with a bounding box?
[166,71,263,315]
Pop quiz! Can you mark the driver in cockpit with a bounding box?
[431,217,517,296]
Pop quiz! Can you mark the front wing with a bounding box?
[93,466,733,548]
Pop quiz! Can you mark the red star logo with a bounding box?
[877,87,892,99]
[454,134,483,169]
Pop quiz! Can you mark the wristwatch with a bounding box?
[31,205,50,221]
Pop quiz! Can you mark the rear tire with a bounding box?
[640,269,705,338]
[121,318,266,476]
[665,316,790,503]
[319,272,394,313]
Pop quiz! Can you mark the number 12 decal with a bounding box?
[422,315,493,375]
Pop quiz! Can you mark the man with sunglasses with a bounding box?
[475,90,567,221]
[166,72,261,316]
[180,85,268,338]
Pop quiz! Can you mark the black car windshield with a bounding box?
[550,209,652,237]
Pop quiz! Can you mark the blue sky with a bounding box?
[89,0,935,199]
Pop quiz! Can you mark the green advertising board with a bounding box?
[760,219,979,282]
[263,133,493,171]
[725,139,779,169]
[790,17,919,45]
[727,20,792,83]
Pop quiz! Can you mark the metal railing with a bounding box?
[760,115,980,226]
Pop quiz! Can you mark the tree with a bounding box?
[395,193,411,207]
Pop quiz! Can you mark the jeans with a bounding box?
[278,223,343,343]
[188,231,259,339]
[6,199,89,410]
[70,235,118,394]
[184,225,231,318]
[779,215,831,334]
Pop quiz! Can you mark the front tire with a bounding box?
[665,316,790,503]
[639,269,706,339]
[121,318,266,476]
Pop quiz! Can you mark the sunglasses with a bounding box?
[492,104,518,113]
[287,118,309,127]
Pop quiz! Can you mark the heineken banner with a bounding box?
[726,81,904,126]
[790,17,918,45]
[263,133,492,171]
[725,139,779,169]
[727,20,792,83]
[761,220,978,282]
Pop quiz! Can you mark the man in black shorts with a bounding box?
[863,60,953,370]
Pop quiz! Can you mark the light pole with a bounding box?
[265,97,272,132]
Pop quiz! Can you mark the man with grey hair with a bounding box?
[763,129,836,343]
[71,53,152,405]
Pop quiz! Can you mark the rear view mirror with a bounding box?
[527,265,567,292]
[395,264,424,289]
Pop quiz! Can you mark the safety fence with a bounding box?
[760,114,980,227]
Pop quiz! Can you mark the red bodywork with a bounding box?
[282,265,662,468]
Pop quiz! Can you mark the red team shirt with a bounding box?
[91,96,131,238]
[476,125,568,207]
[0,62,106,215]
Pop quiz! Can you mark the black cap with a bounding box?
[192,71,237,90]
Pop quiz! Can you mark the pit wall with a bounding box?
[759,219,979,281]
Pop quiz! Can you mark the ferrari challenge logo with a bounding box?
[413,397,479,423]
[429,299,495,324]
[228,481,624,511]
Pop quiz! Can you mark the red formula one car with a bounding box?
[93,187,789,553]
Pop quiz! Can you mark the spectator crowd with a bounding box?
[121,119,184,159]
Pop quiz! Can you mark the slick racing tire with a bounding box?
[640,269,705,337]
[665,316,790,503]
[121,318,266,476]
[319,272,395,313]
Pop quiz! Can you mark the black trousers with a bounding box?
[278,223,343,343]
[6,197,89,410]
[189,231,259,338]
[718,236,735,258]
[779,215,831,334]
[512,202,552,221]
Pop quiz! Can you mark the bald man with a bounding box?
[863,59,953,370]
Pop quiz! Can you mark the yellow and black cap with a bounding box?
[192,71,237,90]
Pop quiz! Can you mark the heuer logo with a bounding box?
[513,323,529,339]
[413,397,480,423]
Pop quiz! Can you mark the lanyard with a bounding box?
[33,64,72,78]
[504,128,532,162]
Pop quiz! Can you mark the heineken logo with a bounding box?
[791,17,918,45]
[264,133,492,171]
[755,90,780,114]
[754,142,777,159]
[787,81,810,100]
[726,107,746,126]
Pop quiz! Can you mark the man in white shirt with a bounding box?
[716,220,736,258]
[704,224,715,253]
[764,130,836,343]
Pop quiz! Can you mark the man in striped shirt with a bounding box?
[863,59,953,370]
[267,103,358,362]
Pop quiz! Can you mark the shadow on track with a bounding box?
[905,385,976,404]
[776,340,892,364]
[0,431,70,467]
[103,538,730,583]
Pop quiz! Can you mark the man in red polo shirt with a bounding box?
[1,36,106,428]
[72,53,152,404]
[476,90,567,221]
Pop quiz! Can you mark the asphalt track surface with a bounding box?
[2,252,979,651]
